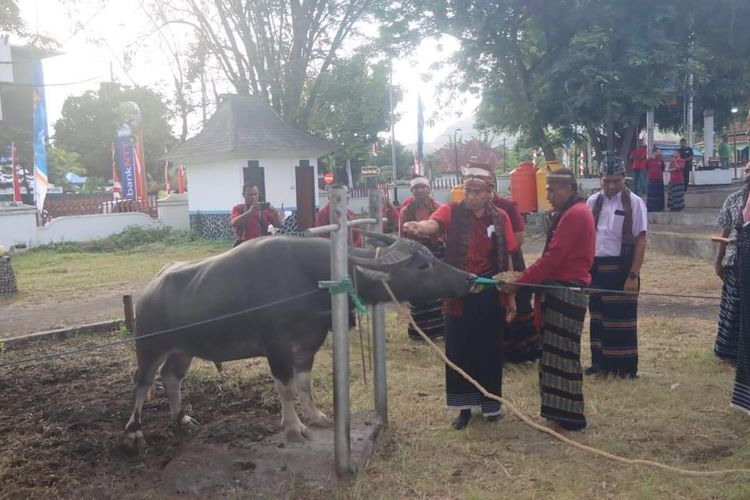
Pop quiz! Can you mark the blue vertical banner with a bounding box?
[32,59,48,213]
[117,136,137,199]
[417,95,424,175]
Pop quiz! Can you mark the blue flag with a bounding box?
[32,60,48,212]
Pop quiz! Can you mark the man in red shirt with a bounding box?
[629,139,648,197]
[400,176,444,340]
[509,168,595,431]
[315,198,364,247]
[645,147,665,212]
[230,184,283,246]
[403,161,516,430]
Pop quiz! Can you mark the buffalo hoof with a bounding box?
[285,422,312,443]
[122,430,147,456]
[178,414,200,431]
[309,413,332,428]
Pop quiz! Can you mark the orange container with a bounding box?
[536,161,562,211]
[509,162,537,213]
[450,184,464,202]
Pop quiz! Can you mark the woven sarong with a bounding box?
[646,181,665,212]
[504,250,541,363]
[408,299,445,339]
[731,225,750,415]
[539,285,588,429]
[668,183,685,211]
[715,265,740,362]
[445,287,505,417]
[589,256,639,377]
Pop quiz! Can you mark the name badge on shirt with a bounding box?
[487,225,496,238]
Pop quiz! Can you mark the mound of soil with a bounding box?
[0,335,279,499]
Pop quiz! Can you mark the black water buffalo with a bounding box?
[124,233,474,450]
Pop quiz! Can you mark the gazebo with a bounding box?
[163,94,334,238]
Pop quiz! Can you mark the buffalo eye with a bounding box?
[418,261,431,271]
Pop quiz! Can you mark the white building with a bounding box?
[163,95,334,238]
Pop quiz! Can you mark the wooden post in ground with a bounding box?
[123,295,135,333]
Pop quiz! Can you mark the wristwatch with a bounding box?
[628,272,639,280]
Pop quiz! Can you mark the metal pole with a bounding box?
[687,73,694,147]
[389,63,398,204]
[329,186,353,479]
[646,108,655,156]
[735,122,738,178]
[453,128,462,182]
[367,187,388,425]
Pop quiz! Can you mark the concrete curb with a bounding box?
[648,231,717,261]
[1,319,125,352]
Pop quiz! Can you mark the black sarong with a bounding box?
[589,256,639,377]
[445,287,505,417]
[731,224,750,415]
[716,264,740,362]
[647,181,665,212]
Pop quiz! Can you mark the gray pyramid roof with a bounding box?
[163,94,335,162]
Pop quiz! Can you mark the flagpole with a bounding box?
[389,61,398,204]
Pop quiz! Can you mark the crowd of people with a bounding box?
[228,148,750,429]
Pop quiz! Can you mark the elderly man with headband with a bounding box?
[403,159,517,430]
[507,167,595,431]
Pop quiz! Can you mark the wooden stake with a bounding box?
[123,295,135,333]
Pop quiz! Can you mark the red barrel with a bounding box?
[509,162,537,213]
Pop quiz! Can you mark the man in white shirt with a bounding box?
[585,152,648,378]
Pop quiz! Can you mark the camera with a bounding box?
[258,202,271,210]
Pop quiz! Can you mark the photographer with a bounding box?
[230,183,283,246]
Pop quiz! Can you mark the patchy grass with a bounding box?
[0,233,230,306]
[2,237,748,498]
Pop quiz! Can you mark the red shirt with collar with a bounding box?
[516,201,594,286]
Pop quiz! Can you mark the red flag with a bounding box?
[111,143,122,198]
[177,164,186,193]
[163,160,171,193]
[11,142,21,202]
[134,129,147,200]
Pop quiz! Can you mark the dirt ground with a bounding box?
[0,335,285,499]
[1,284,145,339]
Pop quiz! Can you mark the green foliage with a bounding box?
[379,0,750,162]
[32,227,205,254]
[308,54,398,180]
[46,148,85,192]
[53,82,175,185]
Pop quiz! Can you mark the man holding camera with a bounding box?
[230,183,283,246]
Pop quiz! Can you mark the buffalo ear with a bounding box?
[355,265,389,282]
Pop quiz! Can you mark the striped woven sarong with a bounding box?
[539,285,588,430]
[715,265,740,362]
[505,250,541,363]
[646,181,665,212]
[589,256,639,377]
[445,287,505,417]
[408,299,445,340]
[731,225,750,415]
[668,182,685,211]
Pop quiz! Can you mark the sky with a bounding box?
[19,0,479,149]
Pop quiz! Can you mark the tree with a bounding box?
[46,147,85,192]
[144,0,376,129]
[364,138,414,183]
[53,83,175,182]
[380,0,750,164]
[307,53,399,182]
[0,0,23,34]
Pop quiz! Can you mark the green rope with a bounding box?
[319,277,368,315]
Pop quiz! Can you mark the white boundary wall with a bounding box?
[0,194,189,249]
